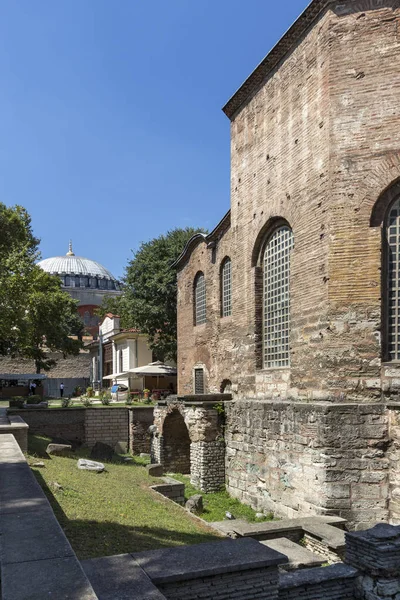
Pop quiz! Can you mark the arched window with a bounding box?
[83,311,91,325]
[386,197,400,361]
[194,272,206,325]
[221,258,232,317]
[263,226,294,368]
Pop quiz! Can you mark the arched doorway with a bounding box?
[162,410,191,474]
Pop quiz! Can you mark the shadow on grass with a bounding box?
[34,470,219,560]
[29,434,220,560]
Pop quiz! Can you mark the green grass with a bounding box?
[27,435,221,559]
[168,473,274,523]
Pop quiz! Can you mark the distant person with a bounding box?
[60,382,64,398]
[29,381,36,396]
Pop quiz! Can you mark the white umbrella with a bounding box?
[129,361,177,390]
[129,361,177,377]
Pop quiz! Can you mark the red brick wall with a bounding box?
[177,0,400,402]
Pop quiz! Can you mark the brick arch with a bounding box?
[370,178,400,227]
[353,151,400,225]
[251,216,293,268]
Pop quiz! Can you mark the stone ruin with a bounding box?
[151,394,227,492]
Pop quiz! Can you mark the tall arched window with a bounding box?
[263,226,294,368]
[386,197,400,361]
[221,258,232,317]
[194,272,206,325]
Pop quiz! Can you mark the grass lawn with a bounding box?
[27,435,221,560]
[169,473,274,523]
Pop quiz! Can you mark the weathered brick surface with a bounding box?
[129,407,154,455]
[177,0,400,402]
[225,401,390,529]
[175,0,400,528]
[85,408,129,449]
[158,567,279,600]
[16,408,86,443]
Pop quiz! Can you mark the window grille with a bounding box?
[194,368,205,394]
[221,258,232,317]
[263,226,294,368]
[194,273,206,325]
[387,197,400,361]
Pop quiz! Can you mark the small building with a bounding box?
[0,373,47,399]
[88,314,176,394]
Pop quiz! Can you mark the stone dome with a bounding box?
[38,242,120,291]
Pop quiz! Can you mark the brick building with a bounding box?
[173,0,400,528]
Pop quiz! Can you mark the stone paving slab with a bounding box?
[132,537,287,584]
[279,563,358,589]
[230,515,347,538]
[210,518,249,535]
[2,556,98,600]
[0,434,99,599]
[0,508,75,565]
[82,554,167,600]
[260,537,325,569]
[303,522,346,550]
[0,463,51,514]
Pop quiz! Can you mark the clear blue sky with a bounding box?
[0,0,308,279]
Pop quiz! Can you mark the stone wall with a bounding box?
[13,406,152,452]
[17,408,86,443]
[152,397,226,492]
[278,564,357,600]
[225,401,391,529]
[84,408,129,449]
[129,406,154,454]
[159,566,279,600]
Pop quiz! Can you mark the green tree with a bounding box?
[0,202,83,371]
[100,227,205,361]
[20,268,83,373]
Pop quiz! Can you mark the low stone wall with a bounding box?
[151,476,185,505]
[17,408,85,443]
[84,408,129,449]
[9,406,153,452]
[225,401,390,530]
[159,566,279,600]
[0,411,29,453]
[133,538,286,600]
[278,564,357,600]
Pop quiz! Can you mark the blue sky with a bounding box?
[0,0,309,278]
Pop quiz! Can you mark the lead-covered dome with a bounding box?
[38,242,120,291]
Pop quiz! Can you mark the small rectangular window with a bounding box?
[194,368,205,394]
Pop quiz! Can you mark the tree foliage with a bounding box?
[0,203,83,372]
[99,227,205,361]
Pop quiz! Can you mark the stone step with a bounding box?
[82,554,166,600]
[227,515,347,541]
[260,537,325,570]
[302,522,346,551]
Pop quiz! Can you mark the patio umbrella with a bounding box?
[129,361,177,389]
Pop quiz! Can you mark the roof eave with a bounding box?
[223,0,333,120]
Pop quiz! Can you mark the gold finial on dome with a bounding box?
[66,240,75,257]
